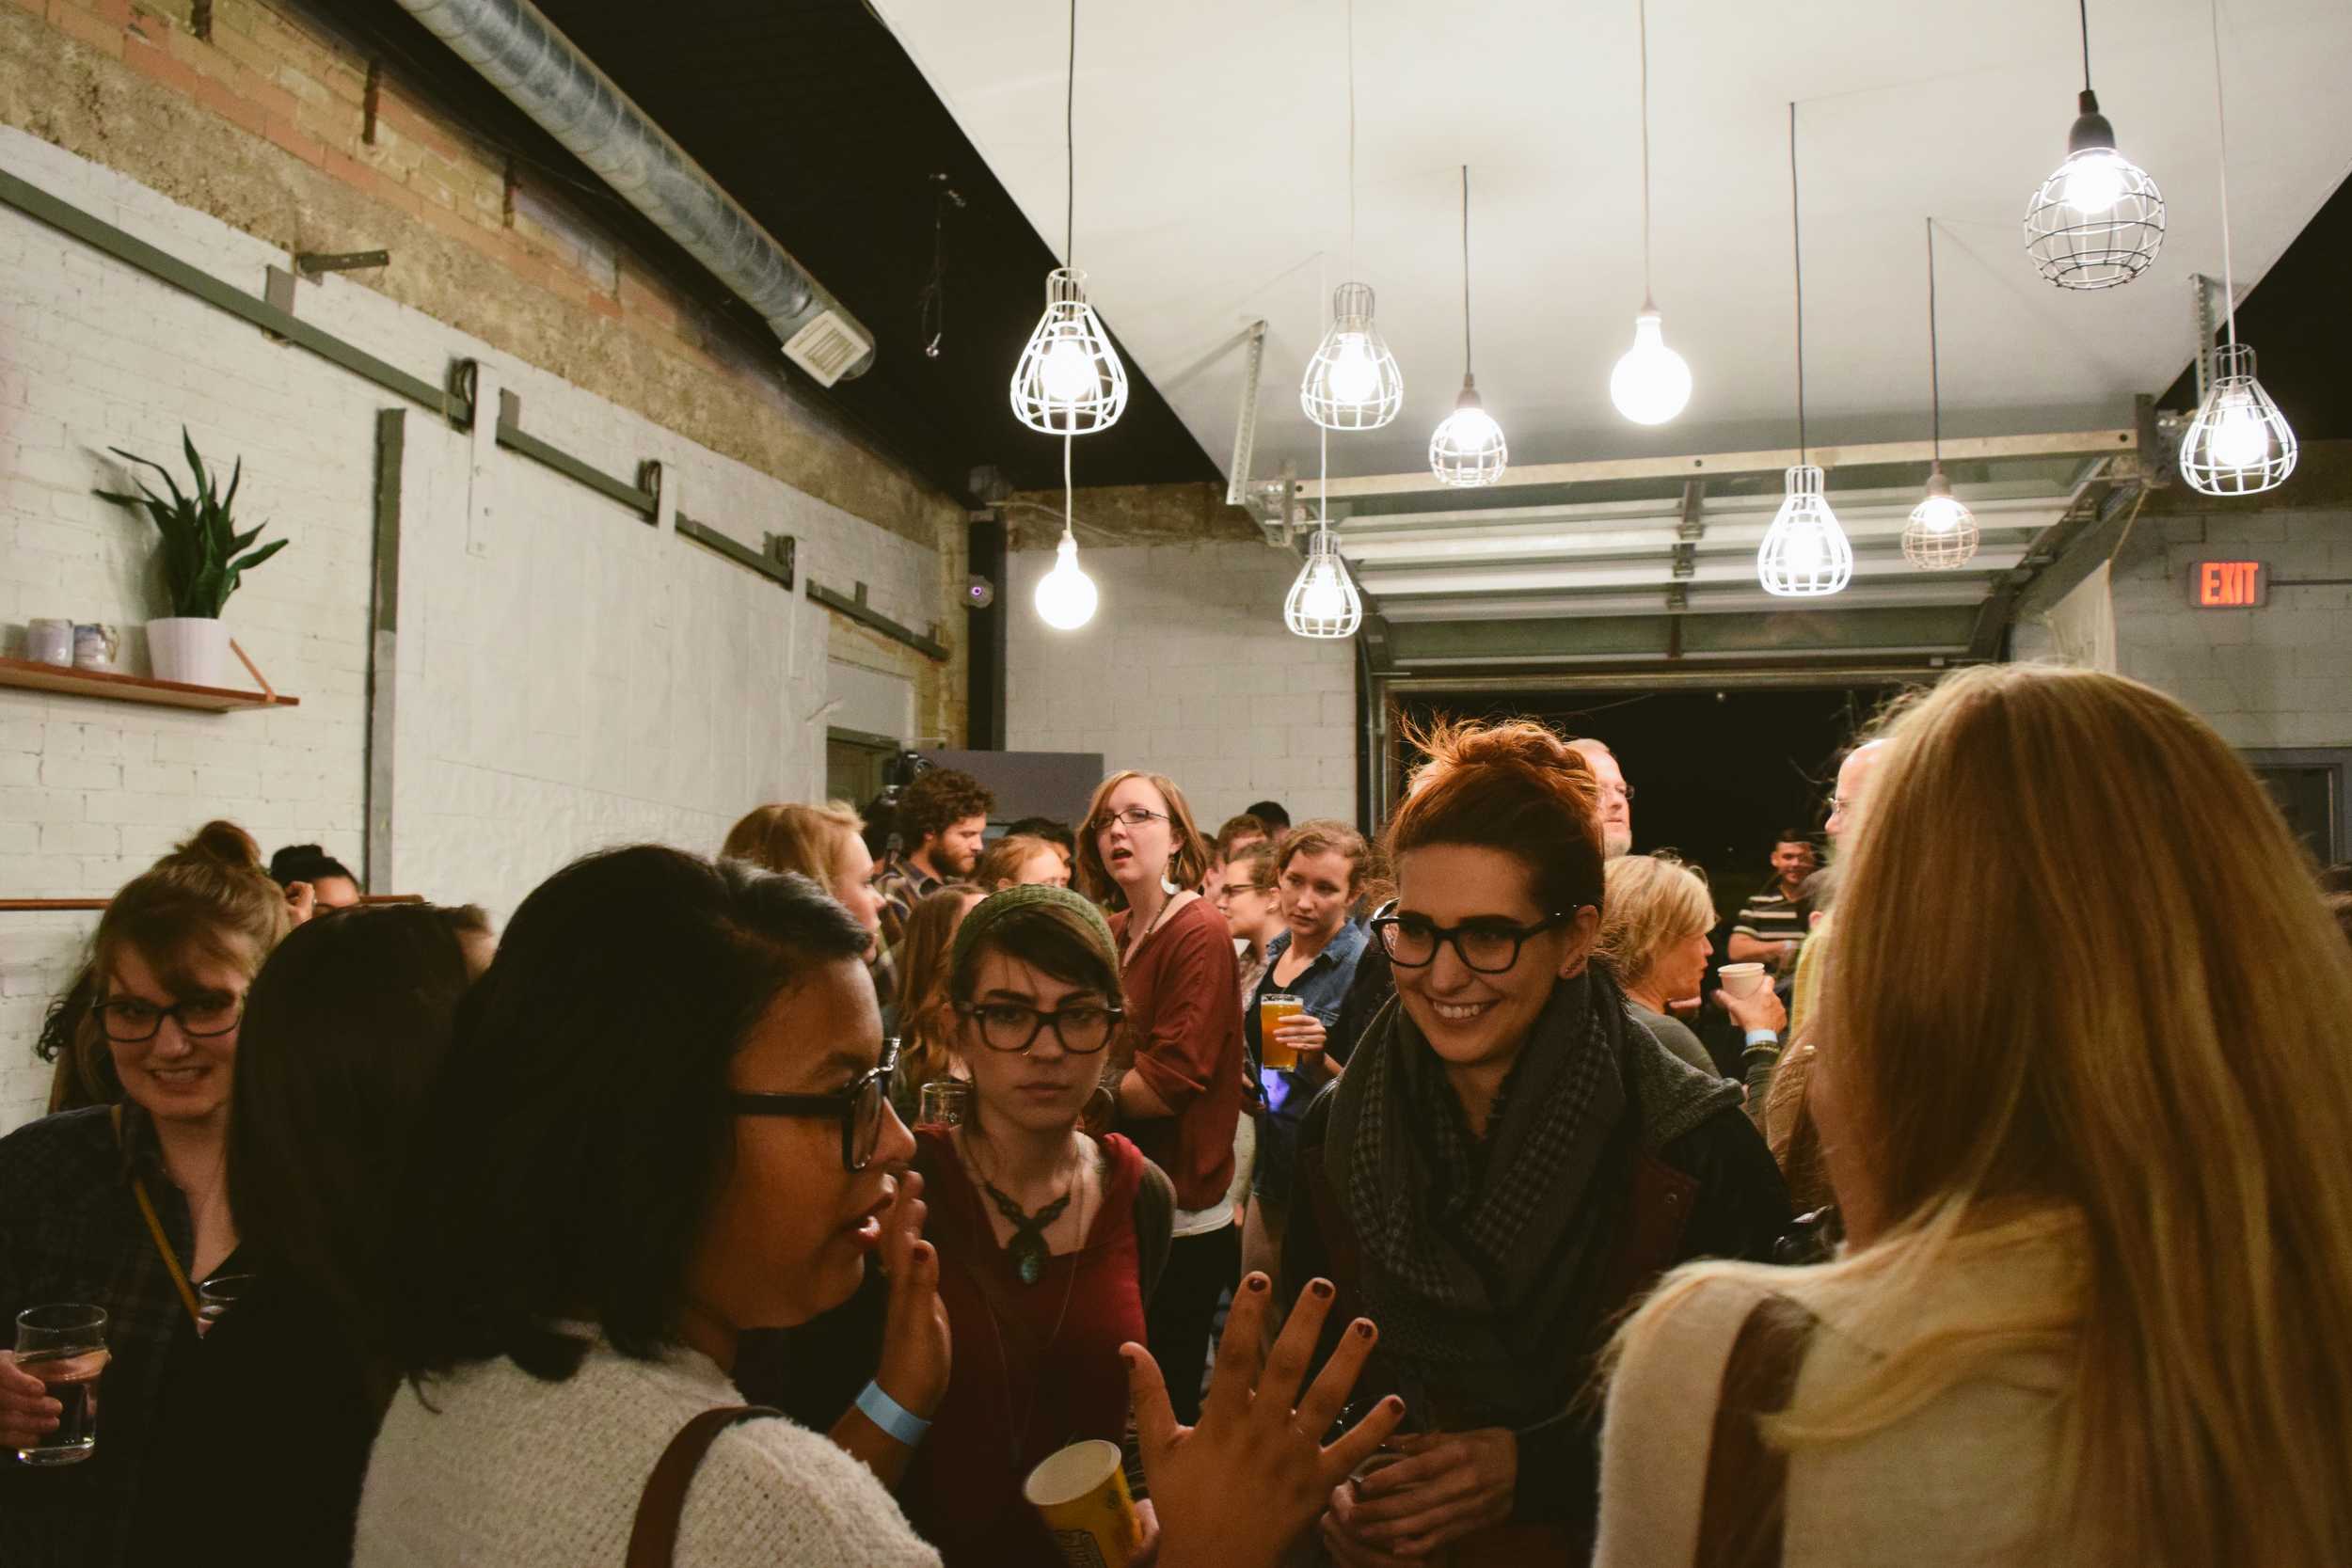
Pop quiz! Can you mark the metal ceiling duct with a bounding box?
[391,0,877,385]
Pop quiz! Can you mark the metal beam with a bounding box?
[1303,429,2139,500]
[366,409,405,894]
[1225,320,1267,509]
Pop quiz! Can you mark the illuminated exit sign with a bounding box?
[2191,560,2268,609]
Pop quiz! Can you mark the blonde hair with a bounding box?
[720,802,864,886]
[1613,664,2352,1566]
[1595,853,1714,995]
[975,832,1057,891]
[1074,770,1212,910]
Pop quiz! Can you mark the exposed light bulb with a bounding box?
[1010,268,1127,436]
[1033,531,1097,630]
[1301,284,1403,430]
[1325,335,1379,405]
[1427,379,1507,488]
[1283,529,1362,639]
[2181,343,2297,497]
[1902,470,1979,570]
[1609,309,1692,425]
[2203,394,2268,469]
[1756,465,1852,597]
[1913,494,1967,534]
[1038,335,1097,404]
[2058,149,2127,214]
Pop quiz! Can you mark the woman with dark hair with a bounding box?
[131,904,476,1565]
[886,884,985,1121]
[1076,768,1246,1428]
[745,885,1178,1565]
[0,821,293,1567]
[1291,721,1788,1564]
[355,847,1399,1568]
[268,843,361,912]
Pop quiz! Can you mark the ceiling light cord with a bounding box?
[2078,0,2093,94]
[1459,165,1472,374]
[2209,0,2235,346]
[1636,0,1654,306]
[1064,0,1076,267]
[1926,216,1942,467]
[1346,0,1357,275]
[1788,101,1806,463]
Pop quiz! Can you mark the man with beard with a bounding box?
[875,768,993,937]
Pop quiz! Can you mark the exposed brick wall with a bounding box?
[1005,540,1357,829]
[0,124,943,1131]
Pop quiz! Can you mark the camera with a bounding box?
[964,575,996,610]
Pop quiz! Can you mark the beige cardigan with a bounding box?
[1596,1232,2076,1568]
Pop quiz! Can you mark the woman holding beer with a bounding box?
[1241,821,1370,1287]
[1288,721,1789,1563]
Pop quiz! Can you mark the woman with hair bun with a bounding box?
[0,821,294,1567]
[1289,721,1788,1564]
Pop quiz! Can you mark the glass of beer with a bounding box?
[13,1304,108,1466]
[917,1078,971,1129]
[1259,992,1304,1071]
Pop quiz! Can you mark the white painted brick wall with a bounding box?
[1005,540,1357,828]
[0,127,939,1132]
[2106,507,2352,749]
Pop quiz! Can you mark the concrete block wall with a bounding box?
[1005,540,1359,829]
[2106,506,2352,749]
[0,127,940,1132]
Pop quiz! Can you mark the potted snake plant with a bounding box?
[97,430,287,688]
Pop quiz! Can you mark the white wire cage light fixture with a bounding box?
[1429,166,1506,486]
[1904,219,1980,570]
[1284,524,1364,639]
[2179,0,2296,497]
[1758,103,1852,598]
[1300,0,1402,432]
[1009,0,1127,436]
[1609,0,1692,425]
[2024,0,2165,290]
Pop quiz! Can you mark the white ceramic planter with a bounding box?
[147,617,230,688]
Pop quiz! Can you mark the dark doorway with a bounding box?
[1396,683,1908,915]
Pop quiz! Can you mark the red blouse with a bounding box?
[900,1128,1150,1567]
[1109,895,1246,1210]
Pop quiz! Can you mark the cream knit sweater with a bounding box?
[1596,1232,2075,1567]
[354,1338,941,1567]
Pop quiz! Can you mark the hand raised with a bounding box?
[872,1170,950,1420]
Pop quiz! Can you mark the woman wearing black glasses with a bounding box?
[358,848,1402,1568]
[1288,721,1789,1567]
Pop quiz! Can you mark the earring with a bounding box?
[1160,866,1181,897]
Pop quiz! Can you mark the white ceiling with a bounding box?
[873,0,2352,486]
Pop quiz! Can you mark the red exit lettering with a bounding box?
[2192,560,2266,609]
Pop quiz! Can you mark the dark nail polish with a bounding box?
[1311,1278,1334,1300]
[1354,1320,1375,1339]
[1246,1274,1268,1292]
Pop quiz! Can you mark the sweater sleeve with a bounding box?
[1128,913,1241,1116]
[681,1419,941,1568]
[1592,1277,1771,1568]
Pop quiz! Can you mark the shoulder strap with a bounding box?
[627,1403,783,1568]
[112,1105,201,1328]
[1692,1295,1818,1568]
[1133,1156,1175,1303]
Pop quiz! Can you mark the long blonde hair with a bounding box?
[720,801,864,885]
[1617,664,2352,1566]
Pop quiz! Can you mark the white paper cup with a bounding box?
[1719,962,1769,998]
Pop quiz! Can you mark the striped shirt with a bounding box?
[1733,890,1807,952]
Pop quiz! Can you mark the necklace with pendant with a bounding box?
[978,1176,1074,1286]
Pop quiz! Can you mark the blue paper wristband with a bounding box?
[1743,1028,1780,1049]
[857,1380,930,1447]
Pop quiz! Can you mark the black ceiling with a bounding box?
[325,0,1218,499]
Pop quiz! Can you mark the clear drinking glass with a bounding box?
[197,1275,256,1338]
[13,1304,109,1466]
[917,1078,971,1129]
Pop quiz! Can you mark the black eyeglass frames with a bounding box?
[729,1039,901,1173]
[956,1001,1123,1055]
[92,995,244,1044]
[1370,911,1580,975]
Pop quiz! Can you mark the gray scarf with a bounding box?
[1328,969,1738,1425]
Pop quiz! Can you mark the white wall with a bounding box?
[0,126,939,1131]
[1005,539,1358,828]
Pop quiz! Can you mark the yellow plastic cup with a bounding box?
[1024,1437,1142,1567]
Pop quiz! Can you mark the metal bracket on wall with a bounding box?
[296,249,390,277]
[490,384,658,521]
[1225,320,1268,509]
[643,458,796,588]
[807,579,948,661]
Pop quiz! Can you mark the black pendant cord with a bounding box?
[2078,0,2094,94]
[1459,165,1473,378]
[1064,0,1076,268]
[2209,0,2237,348]
[1788,101,1806,463]
[1926,217,1942,467]
[979,1173,1075,1285]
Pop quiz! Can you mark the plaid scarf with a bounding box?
[1331,971,1634,1424]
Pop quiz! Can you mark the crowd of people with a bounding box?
[3,661,2350,1566]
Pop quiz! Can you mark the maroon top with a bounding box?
[1109,895,1245,1210]
[902,1128,1150,1568]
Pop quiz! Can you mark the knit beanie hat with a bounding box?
[948,882,1119,978]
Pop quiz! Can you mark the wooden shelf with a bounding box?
[0,657,298,713]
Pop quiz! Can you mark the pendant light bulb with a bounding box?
[2024,5,2165,293]
[1429,380,1508,488]
[1011,269,1128,436]
[1283,527,1363,639]
[1758,465,1853,597]
[2181,343,2296,495]
[1610,309,1692,425]
[1903,468,1980,570]
[1033,530,1098,631]
[1301,284,1404,431]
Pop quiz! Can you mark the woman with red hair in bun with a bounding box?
[1288,720,1788,1565]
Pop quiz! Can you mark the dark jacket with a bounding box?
[1282,1022,1789,1537]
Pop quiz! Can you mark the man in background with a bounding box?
[1566,737,1633,858]
[1244,799,1291,835]
[875,768,993,934]
[1730,830,1819,975]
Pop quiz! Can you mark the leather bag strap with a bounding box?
[626,1403,781,1568]
[1692,1294,1818,1568]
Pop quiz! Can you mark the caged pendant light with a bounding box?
[2180,0,2296,496]
[1428,166,1507,486]
[1904,220,1980,570]
[1301,0,1403,431]
[1286,428,1364,639]
[1758,104,1852,598]
[2024,0,2165,290]
[1608,0,1693,425]
[1009,0,1127,436]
